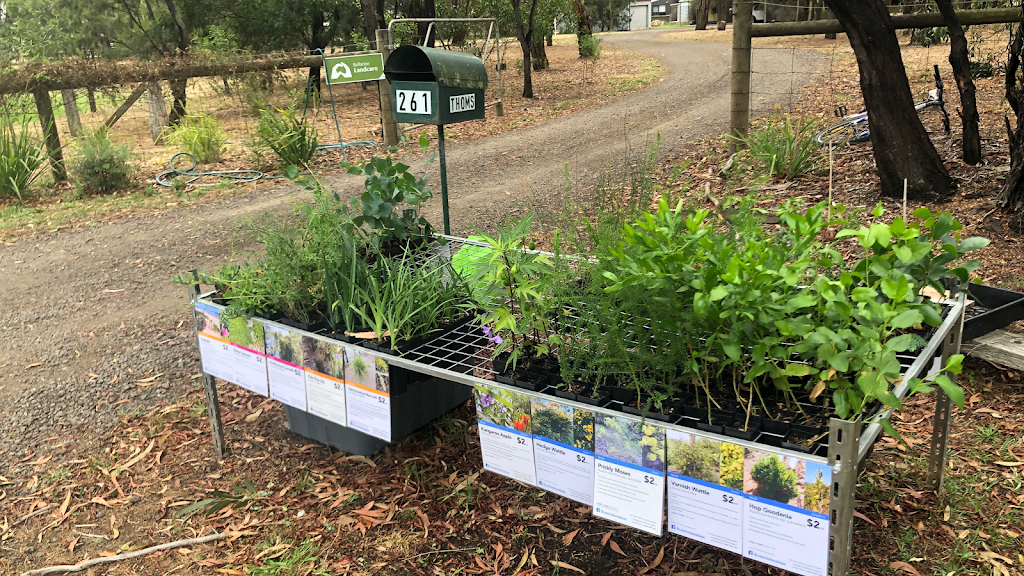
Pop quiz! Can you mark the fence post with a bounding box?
[32,89,68,183]
[376,29,400,147]
[61,89,83,138]
[730,0,753,153]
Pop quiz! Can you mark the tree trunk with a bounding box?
[998,15,1024,231]
[307,9,326,102]
[532,36,549,70]
[360,0,378,48]
[547,34,553,46]
[61,89,83,138]
[696,0,710,30]
[573,0,594,57]
[935,0,980,165]
[823,0,952,199]
[511,0,538,98]
[168,78,188,124]
[87,87,97,113]
[147,81,168,144]
[33,90,67,183]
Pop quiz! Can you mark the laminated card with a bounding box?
[474,384,537,486]
[593,413,666,536]
[195,302,234,381]
[529,397,595,505]
[301,336,348,427]
[741,450,831,576]
[263,324,307,411]
[665,430,745,554]
[344,349,391,441]
[222,312,269,396]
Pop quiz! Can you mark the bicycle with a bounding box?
[815,64,951,146]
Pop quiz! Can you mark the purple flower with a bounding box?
[481,326,504,344]
[480,395,495,408]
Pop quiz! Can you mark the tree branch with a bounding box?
[18,534,227,576]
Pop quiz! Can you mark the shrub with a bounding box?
[667,437,721,483]
[736,115,820,179]
[71,127,136,193]
[579,35,601,58]
[256,107,319,167]
[0,116,47,200]
[750,455,799,503]
[167,114,227,164]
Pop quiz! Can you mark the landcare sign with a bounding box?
[324,53,385,84]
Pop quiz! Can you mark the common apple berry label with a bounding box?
[592,413,666,536]
[263,323,307,411]
[195,302,234,382]
[474,384,537,486]
[530,397,595,505]
[301,335,348,427]
[665,430,744,553]
[344,348,391,441]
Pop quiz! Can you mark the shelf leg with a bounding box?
[927,298,966,491]
[188,273,229,460]
[828,418,859,576]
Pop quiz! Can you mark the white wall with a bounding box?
[629,2,652,30]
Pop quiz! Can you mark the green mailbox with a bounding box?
[384,46,487,125]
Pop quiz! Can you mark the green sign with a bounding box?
[324,53,385,84]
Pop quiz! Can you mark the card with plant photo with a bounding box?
[264,324,303,365]
[595,413,665,473]
[803,461,831,515]
[344,347,378,391]
[529,397,594,451]
[666,430,722,485]
[195,302,222,339]
[301,336,344,379]
[743,449,806,508]
[475,384,531,433]
[223,310,266,354]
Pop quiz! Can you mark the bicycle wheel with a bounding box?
[815,120,861,146]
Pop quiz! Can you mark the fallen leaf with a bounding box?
[853,510,876,526]
[562,528,580,546]
[979,529,991,539]
[415,508,429,535]
[943,505,950,522]
[244,409,263,423]
[994,461,1024,467]
[59,490,71,517]
[889,561,923,576]
[214,570,245,575]
[24,363,42,370]
[639,546,665,574]
[600,532,611,547]
[28,455,52,466]
[110,514,119,540]
[609,540,625,556]
[550,560,586,574]
[98,551,116,558]
[67,536,79,553]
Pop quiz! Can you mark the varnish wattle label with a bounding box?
[344,348,391,441]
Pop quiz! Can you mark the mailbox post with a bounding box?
[384,46,488,235]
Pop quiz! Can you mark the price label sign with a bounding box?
[264,324,307,411]
[344,348,391,442]
[475,385,537,486]
[395,90,432,115]
[302,336,348,427]
[530,398,595,505]
[592,413,666,536]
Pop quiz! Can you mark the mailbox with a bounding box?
[384,45,487,125]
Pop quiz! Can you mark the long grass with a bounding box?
[166,113,227,164]
[256,107,319,167]
[736,115,820,180]
[0,116,47,200]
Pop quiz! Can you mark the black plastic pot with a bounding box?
[622,405,681,424]
[495,373,549,393]
[279,317,328,333]
[725,415,762,441]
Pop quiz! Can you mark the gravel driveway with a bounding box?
[0,30,821,462]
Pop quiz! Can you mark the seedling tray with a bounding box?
[962,283,1024,341]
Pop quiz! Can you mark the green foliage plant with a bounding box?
[256,107,319,167]
[735,115,820,180]
[344,145,433,249]
[750,454,799,503]
[667,437,721,483]
[0,115,46,200]
[167,113,227,164]
[578,35,601,58]
[71,126,136,193]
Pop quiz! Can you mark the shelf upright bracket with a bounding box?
[926,293,966,491]
[188,270,229,460]
[827,418,859,576]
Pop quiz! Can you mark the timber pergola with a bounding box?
[729,4,1023,145]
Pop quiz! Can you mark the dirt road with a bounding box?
[0,30,820,458]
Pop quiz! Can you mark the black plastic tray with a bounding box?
[963,284,1024,341]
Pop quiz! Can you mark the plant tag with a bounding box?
[302,336,347,427]
[264,324,308,411]
[665,429,744,554]
[474,384,537,486]
[223,316,268,397]
[530,397,595,506]
[195,302,234,382]
[344,348,391,441]
[592,414,665,536]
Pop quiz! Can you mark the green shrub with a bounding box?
[167,114,227,164]
[750,454,799,503]
[71,127,136,193]
[0,116,47,200]
[256,107,319,167]
[579,35,601,58]
[735,115,819,179]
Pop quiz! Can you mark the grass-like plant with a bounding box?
[0,116,47,200]
[256,107,318,167]
[167,113,227,164]
[735,114,820,179]
[71,126,136,193]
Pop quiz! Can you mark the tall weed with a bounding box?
[256,107,318,167]
[166,114,227,164]
[736,115,820,180]
[71,127,136,193]
[0,116,47,200]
